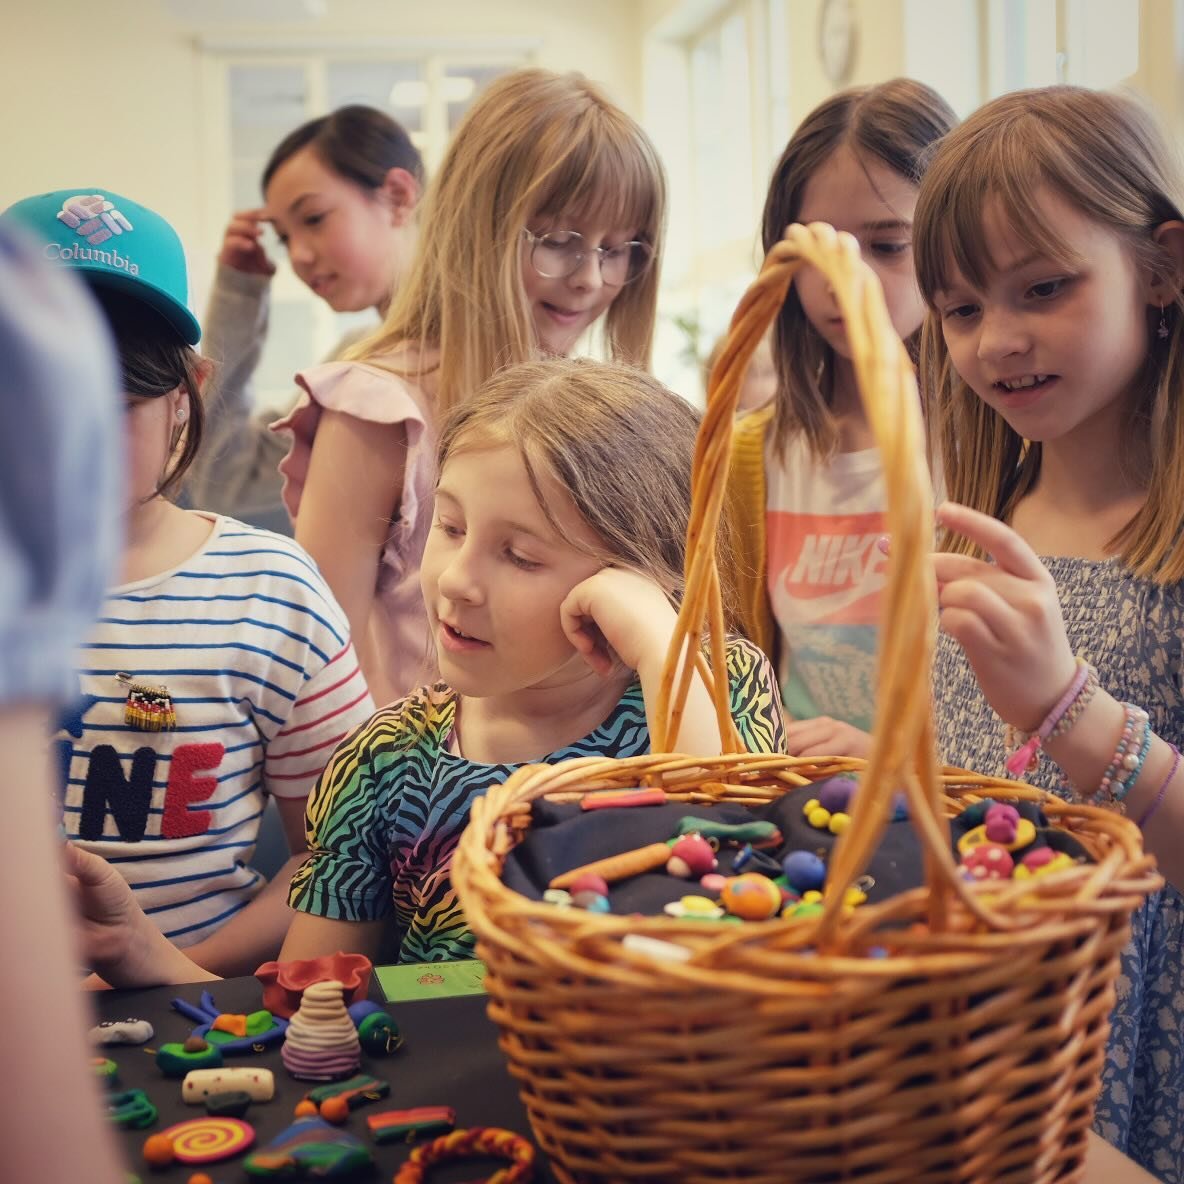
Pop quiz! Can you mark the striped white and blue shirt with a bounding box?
[56,515,375,947]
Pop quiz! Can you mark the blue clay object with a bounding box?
[782,850,826,892]
[243,1116,373,1178]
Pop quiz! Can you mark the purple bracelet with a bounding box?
[1136,743,1181,830]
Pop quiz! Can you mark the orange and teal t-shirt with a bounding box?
[765,434,886,730]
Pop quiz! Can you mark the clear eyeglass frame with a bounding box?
[522,228,655,286]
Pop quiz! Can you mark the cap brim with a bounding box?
[73,263,201,345]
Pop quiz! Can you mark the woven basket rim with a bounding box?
[453,751,1161,974]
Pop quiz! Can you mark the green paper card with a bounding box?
[375,959,488,1002]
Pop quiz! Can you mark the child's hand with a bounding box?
[218,209,276,277]
[560,568,678,677]
[933,502,1078,731]
[785,716,873,758]
[65,842,207,987]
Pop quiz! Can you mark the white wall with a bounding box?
[1,0,643,309]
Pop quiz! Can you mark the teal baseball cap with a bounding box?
[2,188,201,345]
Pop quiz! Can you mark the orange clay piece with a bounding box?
[549,841,672,890]
[319,1095,351,1125]
[211,1012,249,1037]
[188,1176,215,1184]
[294,1099,319,1118]
[142,1133,176,1167]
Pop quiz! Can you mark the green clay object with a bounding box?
[674,816,783,846]
[204,1010,281,1048]
[206,1089,253,1118]
[357,1011,403,1056]
[243,1117,373,1178]
[156,1040,225,1077]
[107,1088,158,1129]
[306,1073,390,1109]
[245,1009,275,1035]
[91,1057,119,1085]
[787,902,825,919]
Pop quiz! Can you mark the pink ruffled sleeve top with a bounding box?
[272,359,435,700]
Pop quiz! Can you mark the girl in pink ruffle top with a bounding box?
[274,68,667,706]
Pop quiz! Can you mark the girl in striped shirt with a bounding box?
[3,188,376,977]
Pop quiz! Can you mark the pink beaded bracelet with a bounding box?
[1005,659,1096,777]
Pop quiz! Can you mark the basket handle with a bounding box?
[654,222,962,938]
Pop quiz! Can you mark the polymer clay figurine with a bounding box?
[172,990,287,1053]
[182,1067,276,1104]
[367,1106,456,1144]
[281,980,362,1081]
[89,1017,154,1046]
[243,1116,373,1178]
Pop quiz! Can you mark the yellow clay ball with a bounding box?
[808,807,831,829]
[828,812,851,835]
[802,890,823,904]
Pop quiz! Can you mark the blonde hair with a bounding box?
[914,86,1184,583]
[761,78,956,459]
[349,69,666,418]
[437,357,736,621]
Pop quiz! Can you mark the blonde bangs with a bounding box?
[916,119,1082,303]
[917,87,1184,585]
[531,118,663,245]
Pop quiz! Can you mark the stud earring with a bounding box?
[175,405,189,423]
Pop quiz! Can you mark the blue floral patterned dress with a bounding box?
[933,556,1184,1183]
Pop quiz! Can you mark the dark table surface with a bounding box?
[96,974,557,1183]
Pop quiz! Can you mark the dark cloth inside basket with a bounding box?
[502,785,1093,916]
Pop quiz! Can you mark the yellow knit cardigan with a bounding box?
[725,405,778,667]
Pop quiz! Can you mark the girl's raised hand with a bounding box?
[560,567,678,677]
[218,208,276,277]
[933,502,1078,732]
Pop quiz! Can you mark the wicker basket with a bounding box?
[451,223,1161,1183]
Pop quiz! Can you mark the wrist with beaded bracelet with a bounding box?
[1061,702,1151,811]
[1004,658,1099,776]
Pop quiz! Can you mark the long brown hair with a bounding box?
[95,289,205,499]
[913,86,1184,583]
[350,69,666,418]
[437,358,736,621]
[761,78,956,459]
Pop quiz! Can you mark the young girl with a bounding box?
[189,106,423,535]
[76,358,785,982]
[282,358,783,964]
[726,79,956,753]
[3,188,376,978]
[276,68,665,707]
[912,87,1184,1181]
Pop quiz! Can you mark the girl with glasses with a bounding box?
[275,68,665,706]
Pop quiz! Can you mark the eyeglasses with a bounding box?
[523,229,654,286]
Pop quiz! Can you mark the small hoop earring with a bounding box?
[1158,305,1170,340]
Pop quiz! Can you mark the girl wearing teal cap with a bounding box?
[3,189,377,978]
